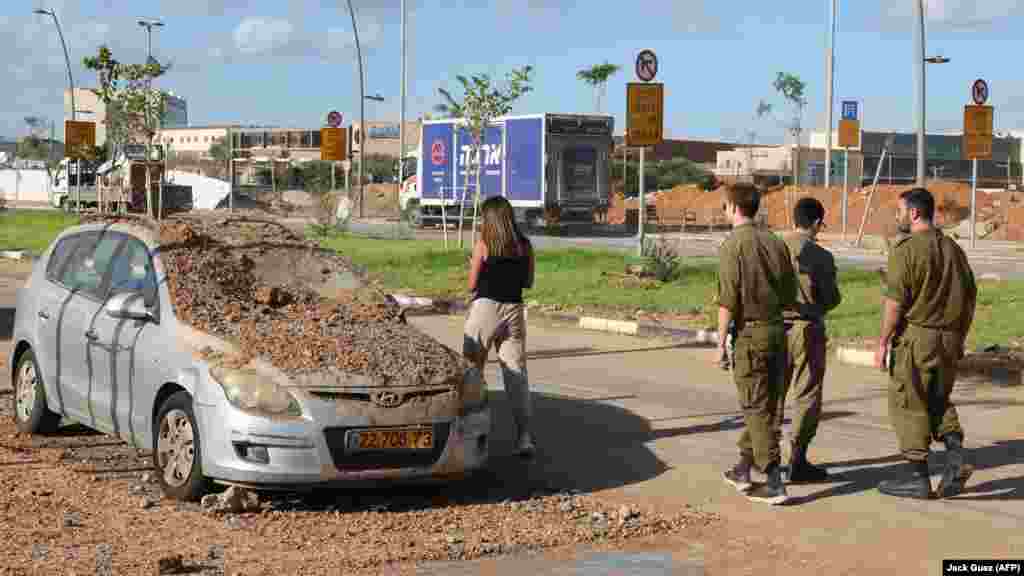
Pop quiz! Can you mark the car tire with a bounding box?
[153,391,209,501]
[12,349,61,434]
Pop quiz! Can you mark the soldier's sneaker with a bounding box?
[745,465,788,505]
[878,462,934,500]
[722,454,754,492]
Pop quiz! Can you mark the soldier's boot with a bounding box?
[745,462,789,505]
[787,444,829,483]
[722,453,754,493]
[937,433,972,498]
[878,461,933,500]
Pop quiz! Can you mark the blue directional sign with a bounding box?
[841,100,859,121]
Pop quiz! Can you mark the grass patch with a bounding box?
[319,231,1024,349]
[0,210,80,253]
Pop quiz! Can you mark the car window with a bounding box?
[107,237,159,309]
[58,231,124,299]
[45,234,82,282]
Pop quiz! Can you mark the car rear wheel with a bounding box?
[154,391,209,501]
[12,349,61,434]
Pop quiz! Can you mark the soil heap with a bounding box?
[83,212,467,386]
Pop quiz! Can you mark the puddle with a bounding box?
[414,550,704,575]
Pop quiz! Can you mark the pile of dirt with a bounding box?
[84,212,467,386]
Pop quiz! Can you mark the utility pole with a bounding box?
[824,0,837,190]
[139,17,164,218]
[346,0,365,219]
[399,0,407,224]
[913,0,926,186]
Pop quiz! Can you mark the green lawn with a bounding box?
[0,210,80,253]
[318,231,1024,350]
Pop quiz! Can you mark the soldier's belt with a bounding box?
[906,323,962,335]
[742,318,784,327]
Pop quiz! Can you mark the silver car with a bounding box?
[9,219,490,500]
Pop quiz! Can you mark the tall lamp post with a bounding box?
[399,0,407,223]
[344,0,367,219]
[824,0,837,190]
[913,0,950,186]
[138,18,164,218]
[35,8,75,123]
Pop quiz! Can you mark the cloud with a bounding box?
[233,17,294,55]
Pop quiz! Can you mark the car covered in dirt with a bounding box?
[9,213,489,500]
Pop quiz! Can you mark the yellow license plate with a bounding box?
[347,428,434,452]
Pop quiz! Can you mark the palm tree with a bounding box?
[577,62,620,114]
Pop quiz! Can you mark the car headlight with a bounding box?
[462,367,488,412]
[209,367,302,417]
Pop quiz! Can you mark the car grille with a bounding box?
[323,422,451,471]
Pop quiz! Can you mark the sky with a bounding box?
[4,0,1024,145]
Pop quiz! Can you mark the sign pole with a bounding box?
[842,146,849,241]
[76,158,81,214]
[970,157,977,249]
[638,146,645,256]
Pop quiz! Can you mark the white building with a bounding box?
[64,88,189,147]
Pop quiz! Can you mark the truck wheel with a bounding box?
[60,198,72,213]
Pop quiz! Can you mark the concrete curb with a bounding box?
[389,294,719,345]
[835,345,1022,388]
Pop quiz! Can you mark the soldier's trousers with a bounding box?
[734,323,786,472]
[888,325,965,462]
[782,320,828,451]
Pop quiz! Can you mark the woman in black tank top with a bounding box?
[464,196,536,458]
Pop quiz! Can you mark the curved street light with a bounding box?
[344,0,366,219]
[34,8,75,122]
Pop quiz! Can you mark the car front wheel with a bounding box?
[154,391,209,501]
[12,349,61,434]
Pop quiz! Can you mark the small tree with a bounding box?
[577,62,620,114]
[84,45,171,218]
[435,65,533,249]
[772,72,807,187]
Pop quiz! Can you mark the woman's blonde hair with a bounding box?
[480,196,524,258]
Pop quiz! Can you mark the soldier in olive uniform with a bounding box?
[717,183,798,505]
[782,198,842,482]
[875,187,976,500]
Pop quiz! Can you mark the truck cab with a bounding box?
[50,158,98,211]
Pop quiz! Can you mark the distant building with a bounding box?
[162,93,189,128]
[350,121,420,158]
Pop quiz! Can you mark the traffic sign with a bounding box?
[972,79,989,106]
[841,100,859,121]
[65,120,96,159]
[635,50,658,82]
[963,105,993,159]
[626,82,663,146]
[327,110,343,128]
[321,127,348,161]
[838,118,860,148]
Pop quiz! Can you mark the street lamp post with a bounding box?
[35,8,75,123]
[824,0,837,190]
[138,18,164,218]
[399,0,407,224]
[913,0,926,186]
[345,0,366,219]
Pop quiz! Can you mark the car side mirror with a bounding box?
[105,292,154,322]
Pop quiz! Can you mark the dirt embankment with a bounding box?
[606,181,1024,239]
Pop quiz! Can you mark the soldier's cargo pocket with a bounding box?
[889,342,912,410]
[734,346,769,410]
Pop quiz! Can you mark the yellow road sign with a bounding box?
[626,83,663,147]
[321,127,348,162]
[963,105,993,159]
[838,118,860,148]
[65,120,96,159]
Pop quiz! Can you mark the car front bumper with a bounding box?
[197,398,491,488]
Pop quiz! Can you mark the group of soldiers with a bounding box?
[716,183,977,506]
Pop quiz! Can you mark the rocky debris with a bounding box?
[141,497,158,510]
[62,511,81,528]
[147,213,469,384]
[156,554,188,574]
[200,486,261,515]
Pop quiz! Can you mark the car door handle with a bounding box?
[38,310,50,320]
[85,330,99,341]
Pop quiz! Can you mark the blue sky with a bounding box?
[5,0,1023,144]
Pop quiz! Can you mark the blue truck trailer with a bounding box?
[409,113,614,227]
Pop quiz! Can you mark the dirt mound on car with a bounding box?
[82,212,467,386]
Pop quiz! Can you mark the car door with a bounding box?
[34,232,91,418]
[90,235,160,443]
[55,229,125,431]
